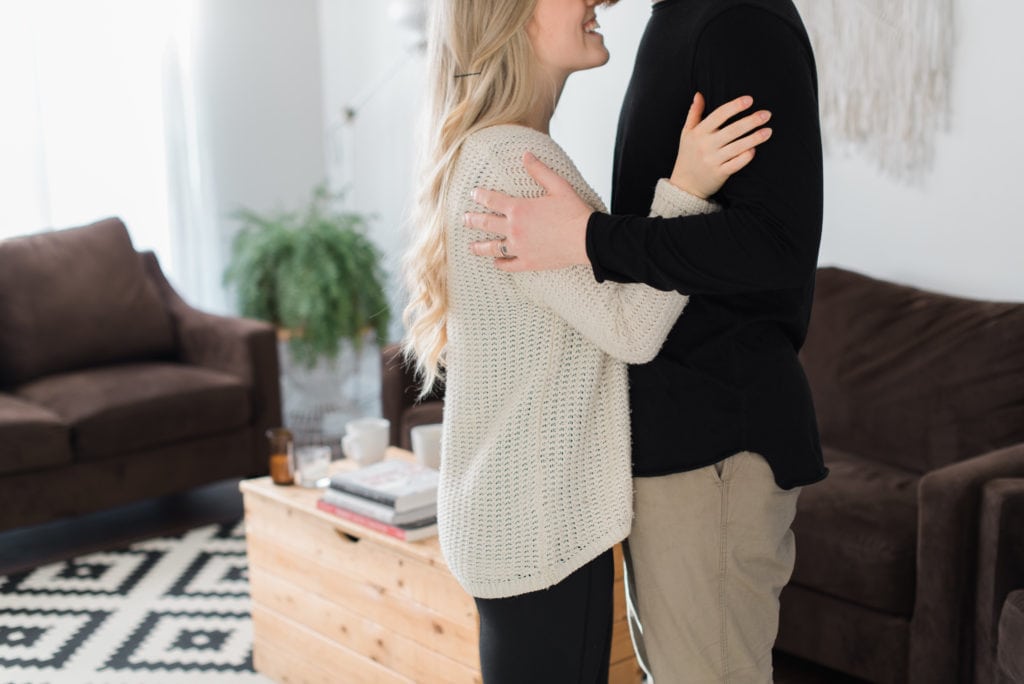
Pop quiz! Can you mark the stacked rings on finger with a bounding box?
[499,241,511,259]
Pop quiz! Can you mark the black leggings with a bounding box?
[474,548,614,684]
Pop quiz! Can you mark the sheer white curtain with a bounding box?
[0,0,220,309]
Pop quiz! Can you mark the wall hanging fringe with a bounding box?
[793,0,957,182]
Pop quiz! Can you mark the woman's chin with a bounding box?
[579,41,611,71]
[589,47,611,70]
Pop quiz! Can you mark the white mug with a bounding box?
[342,417,390,466]
[410,423,443,470]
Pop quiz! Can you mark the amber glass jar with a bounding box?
[265,428,294,485]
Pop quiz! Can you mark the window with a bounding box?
[0,0,186,264]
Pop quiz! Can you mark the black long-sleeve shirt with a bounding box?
[585,0,828,488]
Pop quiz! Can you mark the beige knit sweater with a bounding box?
[439,124,717,599]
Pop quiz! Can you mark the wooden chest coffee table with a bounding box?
[240,447,642,683]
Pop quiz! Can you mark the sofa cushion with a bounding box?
[801,267,1024,474]
[15,363,251,461]
[998,590,1024,683]
[0,393,72,476]
[0,218,176,388]
[790,447,919,616]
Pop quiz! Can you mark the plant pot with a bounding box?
[278,330,381,453]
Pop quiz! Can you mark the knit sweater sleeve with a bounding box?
[486,133,719,364]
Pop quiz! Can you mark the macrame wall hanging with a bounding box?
[792,0,957,182]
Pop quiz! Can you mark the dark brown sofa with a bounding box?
[381,343,443,450]
[778,267,1024,683]
[973,478,1024,683]
[0,218,281,531]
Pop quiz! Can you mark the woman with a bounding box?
[402,0,772,680]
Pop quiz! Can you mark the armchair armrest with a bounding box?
[380,343,443,448]
[974,477,1024,684]
[999,591,1024,684]
[140,252,282,469]
[912,442,1024,683]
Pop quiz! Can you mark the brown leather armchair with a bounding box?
[777,268,1024,683]
[380,343,443,450]
[0,218,282,531]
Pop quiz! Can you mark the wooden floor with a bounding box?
[0,479,865,683]
[0,478,245,577]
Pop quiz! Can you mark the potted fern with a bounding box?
[224,185,391,368]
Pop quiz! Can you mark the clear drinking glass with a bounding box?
[294,445,332,487]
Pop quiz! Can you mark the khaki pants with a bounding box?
[623,451,800,683]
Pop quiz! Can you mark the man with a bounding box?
[463,0,827,681]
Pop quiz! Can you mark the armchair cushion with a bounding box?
[381,343,444,448]
[998,590,1024,683]
[15,363,250,461]
[0,218,176,388]
[790,447,919,616]
[399,401,445,451]
[0,393,71,476]
[976,478,1024,683]
[801,268,1024,474]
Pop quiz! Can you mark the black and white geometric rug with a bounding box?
[0,519,271,683]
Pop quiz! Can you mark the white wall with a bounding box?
[319,0,428,340]
[815,0,1024,302]
[549,1,651,204]
[319,0,1024,313]
[187,0,326,312]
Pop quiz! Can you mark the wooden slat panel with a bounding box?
[246,533,479,667]
[610,616,636,664]
[254,636,348,684]
[251,563,481,682]
[252,603,411,684]
[614,576,628,623]
[609,656,644,684]
[244,494,477,627]
[249,533,640,681]
[613,543,624,580]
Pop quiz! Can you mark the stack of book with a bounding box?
[316,460,439,542]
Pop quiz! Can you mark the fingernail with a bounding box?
[743,96,754,107]
[524,151,535,162]
[763,127,773,138]
[761,111,771,122]
[471,189,479,202]
[692,92,698,104]
[463,212,470,225]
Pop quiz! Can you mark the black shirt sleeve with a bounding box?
[585,6,823,295]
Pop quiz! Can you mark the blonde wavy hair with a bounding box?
[402,0,617,395]
[401,0,541,395]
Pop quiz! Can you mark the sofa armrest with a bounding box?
[911,442,1024,683]
[381,342,444,448]
[140,252,282,468]
[973,478,1024,684]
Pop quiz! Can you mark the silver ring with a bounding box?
[498,241,511,259]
